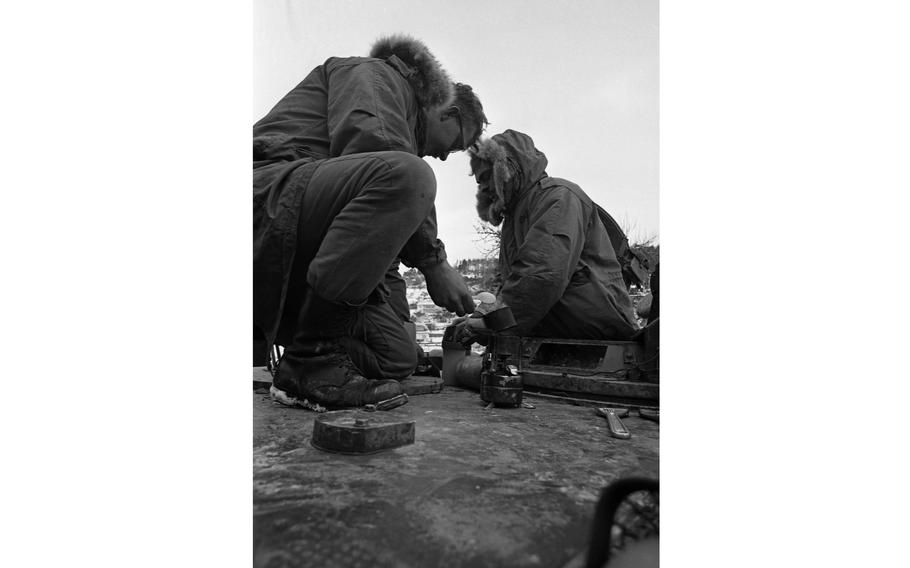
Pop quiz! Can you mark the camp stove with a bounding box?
[479,335,523,407]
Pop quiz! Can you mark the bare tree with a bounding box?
[618,214,659,248]
[472,222,501,259]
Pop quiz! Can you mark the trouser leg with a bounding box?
[293,151,436,305]
[341,301,418,380]
[273,151,435,407]
[384,261,412,323]
[272,287,403,407]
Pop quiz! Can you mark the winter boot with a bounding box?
[271,289,403,408]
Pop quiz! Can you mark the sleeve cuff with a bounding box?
[402,240,447,270]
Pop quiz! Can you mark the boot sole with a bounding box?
[270,385,328,412]
[269,385,299,406]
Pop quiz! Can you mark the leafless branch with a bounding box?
[472,222,501,259]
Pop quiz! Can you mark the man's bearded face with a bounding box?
[474,162,505,226]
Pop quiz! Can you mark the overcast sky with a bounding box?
[254,0,658,263]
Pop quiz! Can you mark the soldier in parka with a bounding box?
[253,35,488,408]
[460,129,639,342]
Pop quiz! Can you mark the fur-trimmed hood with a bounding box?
[469,129,548,225]
[370,34,454,110]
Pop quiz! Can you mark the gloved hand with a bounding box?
[452,315,492,347]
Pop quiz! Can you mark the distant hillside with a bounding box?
[401,267,425,288]
[404,246,658,296]
[403,257,499,294]
[453,258,498,292]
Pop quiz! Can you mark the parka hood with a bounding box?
[469,129,548,225]
[370,34,454,110]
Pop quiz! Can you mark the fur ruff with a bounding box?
[370,34,454,110]
[470,138,514,226]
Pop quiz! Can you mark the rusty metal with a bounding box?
[311,410,415,454]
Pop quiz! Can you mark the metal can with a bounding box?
[480,368,523,407]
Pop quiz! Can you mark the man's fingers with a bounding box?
[460,293,475,315]
[451,300,469,316]
[458,329,477,347]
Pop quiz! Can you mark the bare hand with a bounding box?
[422,261,475,316]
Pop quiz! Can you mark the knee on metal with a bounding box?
[382,344,418,381]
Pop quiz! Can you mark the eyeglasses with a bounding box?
[452,112,468,151]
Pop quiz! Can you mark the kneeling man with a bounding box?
[463,129,640,341]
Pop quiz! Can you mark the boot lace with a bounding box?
[325,346,365,377]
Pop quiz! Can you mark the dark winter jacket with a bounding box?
[489,130,639,339]
[253,35,453,345]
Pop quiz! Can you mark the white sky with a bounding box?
[254,0,658,263]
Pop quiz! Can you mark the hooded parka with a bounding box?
[479,130,639,339]
[253,36,453,347]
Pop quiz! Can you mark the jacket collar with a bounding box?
[370,34,455,111]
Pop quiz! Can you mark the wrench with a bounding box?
[364,393,409,412]
[596,407,631,440]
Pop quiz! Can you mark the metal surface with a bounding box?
[523,391,658,412]
[521,370,658,403]
[311,410,416,454]
[253,366,273,390]
[521,337,645,378]
[637,408,659,423]
[254,385,659,568]
[501,336,657,407]
[399,375,443,395]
